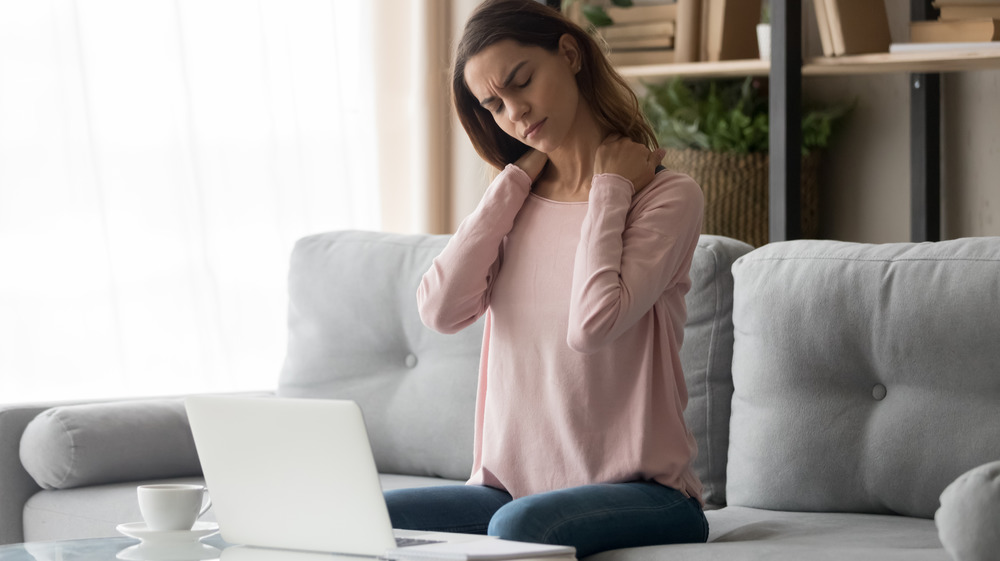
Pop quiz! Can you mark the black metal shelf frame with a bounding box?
[769,0,941,243]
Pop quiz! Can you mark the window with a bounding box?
[0,0,379,401]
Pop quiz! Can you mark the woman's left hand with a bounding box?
[594,135,667,194]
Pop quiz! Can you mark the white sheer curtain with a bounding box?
[0,0,379,402]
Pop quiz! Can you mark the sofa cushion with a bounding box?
[935,460,1000,561]
[589,506,950,561]
[277,230,751,501]
[277,231,484,481]
[727,237,1000,518]
[679,235,752,506]
[20,399,202,490]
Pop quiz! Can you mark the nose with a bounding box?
[505,97,529,123]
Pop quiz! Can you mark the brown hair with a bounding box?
[453,0,657,170]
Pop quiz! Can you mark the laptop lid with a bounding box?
[185,395,397,556]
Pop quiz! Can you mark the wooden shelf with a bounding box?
[617,49,1000,80]
[618,59,770,79]
[806,49,1000,75]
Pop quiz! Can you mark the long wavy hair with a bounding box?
[453,0,657,170]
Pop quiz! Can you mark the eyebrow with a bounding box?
[478,60,529,108]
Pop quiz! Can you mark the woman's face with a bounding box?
[464,36,584,155]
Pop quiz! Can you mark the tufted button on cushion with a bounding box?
[405,354,418,368]
[935,461,1000,561]
[872,384,887,401]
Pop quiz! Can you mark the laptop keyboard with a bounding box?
[395,537,445,548]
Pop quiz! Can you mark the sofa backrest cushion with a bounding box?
[727,237,1000,518]
[681,235,753,506]
[277,231,481,481]
[278,230,751,499]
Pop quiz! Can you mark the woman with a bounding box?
[386,0,707,556]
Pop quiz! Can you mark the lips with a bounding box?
[523,118,546,140]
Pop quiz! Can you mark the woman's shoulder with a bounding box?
[632,168,704,211]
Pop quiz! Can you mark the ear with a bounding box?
[557,33,583,74]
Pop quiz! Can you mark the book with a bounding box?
[823,0,892,55]
[911,18,1000,42]
[889,40,1000,53]
[597,21,675,42]
[700,0,711,61]
[813,0,836,57]
[674,0,702,62]
[937,5,1000,21]
[608,48,677,66]
[385,539,576,561]
[705,0,762,61]
[606,3,678,25]
[606,35,674,50]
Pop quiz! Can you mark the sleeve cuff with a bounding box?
[503,164,533,192]
[592,173,634,194]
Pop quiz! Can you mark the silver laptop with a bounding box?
[185,395,574,559]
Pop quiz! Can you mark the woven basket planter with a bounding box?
[662,148,821,247]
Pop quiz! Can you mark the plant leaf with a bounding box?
[581,5,613,26]
[640,77,852,155]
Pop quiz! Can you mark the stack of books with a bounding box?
[813,0,892,57]
[598,2,678,66]
[702,0,761,62]
[910,1,1000,43]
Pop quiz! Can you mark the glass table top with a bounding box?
[0,536,361,561]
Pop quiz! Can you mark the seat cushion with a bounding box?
[587,506,950,561]
[727,237,1000,518]
[22,474,462,543]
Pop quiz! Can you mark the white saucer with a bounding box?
[116,521,220,544]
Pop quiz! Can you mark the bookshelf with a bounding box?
[617,50,1000,79]
[613,0,1000,243]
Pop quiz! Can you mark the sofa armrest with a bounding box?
[0,400,90,545]
[936,460,1000,561]
[0,391,273,545]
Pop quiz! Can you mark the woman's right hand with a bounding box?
[595,135,666,195]
[514,149,548,183]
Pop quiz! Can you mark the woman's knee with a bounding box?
[487,497,556,544]
[385,485,512,534]
[486,484,708,557]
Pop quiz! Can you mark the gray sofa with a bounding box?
[2,230,999,561]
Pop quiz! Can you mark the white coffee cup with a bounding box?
[137,484,212,532]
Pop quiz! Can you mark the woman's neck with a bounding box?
[532,109,609,202]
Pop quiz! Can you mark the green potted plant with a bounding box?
[642,77,852,246]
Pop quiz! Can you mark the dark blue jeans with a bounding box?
[384,482,708,558]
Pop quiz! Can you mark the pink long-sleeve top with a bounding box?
[417,163,705,503]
